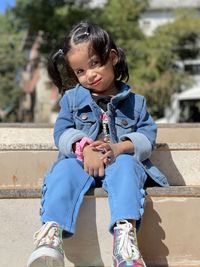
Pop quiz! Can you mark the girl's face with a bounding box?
[66,42,118,96]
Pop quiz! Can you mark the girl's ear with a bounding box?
[110,49,118,66]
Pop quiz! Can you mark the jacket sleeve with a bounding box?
[54,92,88,157]
[119,96,157,162]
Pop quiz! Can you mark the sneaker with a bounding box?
[113,220,146,267]
[27,221,65,267]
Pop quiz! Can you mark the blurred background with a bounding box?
[0,0,200,124]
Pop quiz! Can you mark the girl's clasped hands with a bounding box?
[83,140,124,177]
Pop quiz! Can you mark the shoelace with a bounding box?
[33,221,61,248]
[116,220,140,261]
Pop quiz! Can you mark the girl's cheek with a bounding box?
[79,77,87,84]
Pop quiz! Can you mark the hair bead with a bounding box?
[52,49,64,61]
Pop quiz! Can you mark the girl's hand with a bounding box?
[90,140,135,165]
[83,145,105,177]
[90,141,121,165]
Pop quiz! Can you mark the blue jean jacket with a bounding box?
[53,81,169,187]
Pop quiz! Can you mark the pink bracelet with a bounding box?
[75,137,93,161]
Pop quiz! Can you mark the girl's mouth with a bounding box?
[91,78,102,86]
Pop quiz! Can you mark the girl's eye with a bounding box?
[91,60,100,67]
[75,69,83,76]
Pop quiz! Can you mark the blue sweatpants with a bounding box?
[41,154,147,234]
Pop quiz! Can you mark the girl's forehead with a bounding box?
[68,42,91,56]
[67,42,97,60]
[67,42,96,67]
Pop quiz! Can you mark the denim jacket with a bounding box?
[54,81,169,187]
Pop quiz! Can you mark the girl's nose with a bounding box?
[86,69,97,83]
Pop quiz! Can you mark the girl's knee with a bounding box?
[44,158,84,187]
[107,154,146,186]
[115,154,140,166]
[49,157,82,174]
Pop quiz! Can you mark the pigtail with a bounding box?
[47,49,77,95]
[115,47,129,82]
[47,50,64,94]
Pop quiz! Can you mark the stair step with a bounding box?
[1,186,200,199]
[0,186,200,267]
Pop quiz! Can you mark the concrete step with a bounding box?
[0,124,200,188]
[1,143,200,188]
[0,186,200,267]
[1,124,200,267]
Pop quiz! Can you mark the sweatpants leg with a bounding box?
[41,158,94,234]
[102,154,147,233]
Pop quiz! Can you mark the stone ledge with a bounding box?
[0,142,200,151]
[1,186,200,199]
[0,143,57,151]
[0,123,200,149]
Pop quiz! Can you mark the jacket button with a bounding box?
[121,119,128,126]
[81,113,88,120]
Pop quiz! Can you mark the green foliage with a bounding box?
[0,11,26,121]
[0,0,96,121]
[14,0,98,52]
[1,0,200,121]
[97,0,148,75]
[98,0,147,40]
[130,9,200,118]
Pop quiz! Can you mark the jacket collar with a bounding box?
[75,81,132,106]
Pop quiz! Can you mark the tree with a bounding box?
[0,11,26,121]
[2,0,200,121]
[132,9,200,118]
[0,0,99,121]
[96,5,200,118]
[97,0,148,75]
[13,0,99,53]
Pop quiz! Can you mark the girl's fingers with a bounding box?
[100,151,114,163]
[93,170,98,177]
[97,144,112,151]
[90,141,104,147]
[103,157,110,165]
[98,166,105,177]
[100,150,111,158]
[102,156,114,166]
[90,146,107,154]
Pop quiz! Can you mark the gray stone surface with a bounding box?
[1,193,200,267]
[1,186,200,199]
[0,124,200,150]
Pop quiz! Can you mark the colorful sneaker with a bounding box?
[113,220,146,267]
[27,221,64,267]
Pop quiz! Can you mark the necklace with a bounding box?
[101,109,110,143]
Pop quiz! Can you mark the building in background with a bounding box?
[139,0,200,123]
[139,0,200,36]
[157,59,200,123]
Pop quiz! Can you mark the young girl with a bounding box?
[27,21,169,267]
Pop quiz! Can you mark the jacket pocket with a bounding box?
[74,105,96,131]
[115,116,137,136]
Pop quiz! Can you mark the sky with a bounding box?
[0,0,15,13]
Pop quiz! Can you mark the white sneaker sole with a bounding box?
[27,247,64,267]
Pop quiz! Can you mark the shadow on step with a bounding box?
[63,197,104,267]
[151,144,186,186]
[138,197,169,267]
